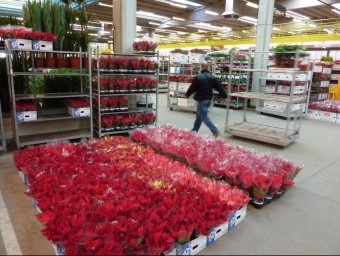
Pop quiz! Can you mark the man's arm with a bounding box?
[214,79,227,98]
[185,77,198,97]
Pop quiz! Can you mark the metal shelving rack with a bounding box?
[225,50,312,147]
[158,56,169,93]
[92,48,159,137]
[6,44,93,149]
[167,62,199,112]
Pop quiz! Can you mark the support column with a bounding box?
[251,0,275,98]
[112,0,137,54]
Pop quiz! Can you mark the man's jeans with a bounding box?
[192,100,218,133]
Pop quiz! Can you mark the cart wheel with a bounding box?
[170,108,173,111]
[193,111,196,114]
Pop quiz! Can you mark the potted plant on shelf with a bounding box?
[271,44,307,68]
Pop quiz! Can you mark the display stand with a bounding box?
[225,50,312,147]
[167,62,200,113]
[92,47,159,137]
[6,44,93,149]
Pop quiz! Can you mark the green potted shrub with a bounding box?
[271,44,307,68]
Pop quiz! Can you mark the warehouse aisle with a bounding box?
[0,93,340,255]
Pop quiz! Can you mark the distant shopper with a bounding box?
[185,63,227,137]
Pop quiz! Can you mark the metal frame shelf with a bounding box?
[6,44,93,149]
[0,98,6,152]
[225,50,312,147]
[92,47,159,138]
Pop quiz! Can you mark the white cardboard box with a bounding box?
[320,80,330,88]
[305,109,320,120]
[206,221,229,246]
[170,53,189,64]
[313,65,323,73]
[32,40,53,51]
[189,53,205,63]
[6,38,32,50]
[168,81,177,91]
[178,98,195,107]
[176,235,207,255]
[319,110,337,123]
[228,205,247,231]
[178,83,190,93]
[16,111,37,122]
[322,67,332,74]
[265,85,276,94]
[332,64,340,71]
[330,74,339,81]
[67,107,90,117]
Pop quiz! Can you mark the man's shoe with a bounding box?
[213,131,219,138]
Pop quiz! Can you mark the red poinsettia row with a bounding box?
[308,100,340,113]
[93,96,128,111]
[169,75,194,83]
[93,75,157,93]
[0,28,56,41]
[16,100,37,112]
[130,125,303,202]
[13,137,248,255]
[66,98,90,108]
[94,57,158,72]
[132,40,158,52]
[96,112,156,129]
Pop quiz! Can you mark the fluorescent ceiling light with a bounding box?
[331,9,340,15]
[238,16,257,24]
[108,40,113,43]
[170,0,202,7]
[272,27,281,31]
[213,37,220,40]
[149,22,161,26]
[98,2,113,8]
[170,2,187,8]
[286,10,309,20]
[293,18,302,22]
[176,31,187,35]
[332,3,340,8]
[100,21,112,25]
[198,29,208,33]
[137,11,169,21]
[205,10,219,16]
[173,16,186,21]
[187,22,231,31]
[246,2,258,8]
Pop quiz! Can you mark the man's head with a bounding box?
[201,62,210,72]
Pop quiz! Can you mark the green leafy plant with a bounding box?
[320,56,333,62]
[271,44,307,68]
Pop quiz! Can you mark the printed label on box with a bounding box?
[313,65,323,73]
[189,53,205,63]
[32,40,53,51]
[305,109,320,120]
[68,107,90,117]
[322,67,332,74]
[170,53,189,64]
[16,111,37,122]
[228,205,247,231]
[7,38,32,50]
[176,236,207,255]
[206,221,228,246]
[332,64,340,71]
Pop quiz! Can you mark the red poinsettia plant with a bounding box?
[66,98,90,108]
[170,49,189,55]
[190,48,208,54]
[16,100,37,111]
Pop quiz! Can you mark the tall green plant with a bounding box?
[23,0,42,31]
[52,3,66,51]
[42,0,52,33]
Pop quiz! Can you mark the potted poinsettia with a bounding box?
[271,44,308,68]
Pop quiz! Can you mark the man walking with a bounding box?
[185,63,227,137]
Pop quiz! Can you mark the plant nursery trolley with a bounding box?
[225,51,312,147]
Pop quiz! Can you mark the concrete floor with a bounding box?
[0,93,340,255]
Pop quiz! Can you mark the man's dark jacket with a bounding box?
[185,70,227,101]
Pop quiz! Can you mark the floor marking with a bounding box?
[0,191,22,255]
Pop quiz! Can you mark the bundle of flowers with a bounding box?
[127,77,137,92]
[0,28,56,41]
[179,76,194,83]
[13,137,248,255]
[132,40,158,52]
[139,59,158,72]
[136,77,157,91]
[334,60,340,64]
[234,53,247,61]
[16,100,37,112]
[190,48,208,54]
[312,72,330,82]
[115,57,128,70]
[99,57,110,70]
[141,111,156,125]
[66,98,90,108]
[127,58,140,72]
[308,100,340,113]
[170,49,189,55]
[98,77,109,92]
[314,61,334,68]
[130,125,302,205]
[115,77,129,92]
[169,75,180,82]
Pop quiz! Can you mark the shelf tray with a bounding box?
[15,93,89,100]
[229,92,307,103]
[226,122,299,146]
[18,129,92,148]
[257,108,304,118]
